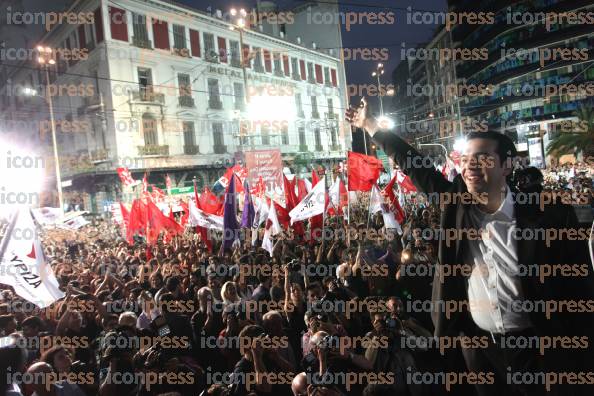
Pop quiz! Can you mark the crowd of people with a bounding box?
[0,155,593,396]
[0,198,449,396]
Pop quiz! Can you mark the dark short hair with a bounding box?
[466,130,517,166]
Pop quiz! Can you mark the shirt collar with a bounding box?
[494,187,514,220]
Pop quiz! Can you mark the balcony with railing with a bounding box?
[184,145,199,155]
[138,145,169,156]
[172,47,191,58]
[179,96,195,108]
[132,87,165,105]
[132,36,152,49]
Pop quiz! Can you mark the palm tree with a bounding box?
[545,106,594,159]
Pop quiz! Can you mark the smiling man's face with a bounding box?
[461,138,511,194]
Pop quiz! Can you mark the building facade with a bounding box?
[1,0,349,212]
[450,0,594,159]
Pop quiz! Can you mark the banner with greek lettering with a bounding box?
[289,176,326,224]
[0,209,64,308]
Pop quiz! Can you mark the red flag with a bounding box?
[180,201,190,227]
[283,175,298,210]
[297,179,308,202]
[195,189,213,252]
[119,202,130,225]
[273,201,290,229]
[151,185,166,202]
[347,151,383,191]
[395,170,417,193]
[117,167,136,187]
[126,199,148,244]
[382,175,406,224]
[200,187,223,215]
[146,200,184,245]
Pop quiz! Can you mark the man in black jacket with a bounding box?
[346,99,594,396]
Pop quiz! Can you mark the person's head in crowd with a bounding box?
[462,131,517,195]
[208,274,222,300]
[290,282,304,306]
[292,372,308,396]
[257,272,272,289]
[158,293,176,315]
[197,287,213,312]
[387,297,403,317]
[0,315,18,336]
[262,310,283,337]
[0,335,27,395]
[165,276,182,299]
[138,290,154,313]
[22,361,55,396]
[270,285,284,303]
[21,316,43,338]
[238,324,265,360]
[221,281,240,305]
[205,383,231,396]
[149,272,163,290]
[101,314,118,332]
[306,283,323,303]
[421,209,430,223]
[40,345,73,374]
[118,312,137,329]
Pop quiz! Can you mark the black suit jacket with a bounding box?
[373,131,594,338]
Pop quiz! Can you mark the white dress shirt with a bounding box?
[465,188,532,334]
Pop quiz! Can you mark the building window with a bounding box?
[131,13,150,48]
[142,114,158,146]
[203,33,217,61]
[178,73,194,107]
[324,67,331,86]
[327,98,334,118]
[261,124,270,145]
[281,124,289,145]
[213,122,225,153]
[330,127,338,149]
[208,79,222,109]
[291,58,299,80]
[296,93,304,117]
[298,127,307,151]
[311,96,319,118]
[183,121,197,153]
[314,128,322,150]
[273,53,283,76]
[172,24,187,50]
[138,67,153,99]
[233,83,245,110]
[253,47,263,72]
[307,62,315,83]
[229,40,240,67]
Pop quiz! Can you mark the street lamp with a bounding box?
[36,46,64,216]
[371,63,385,116]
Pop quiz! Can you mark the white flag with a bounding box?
[328,177,341,209]
[0,210,64,308]
[289,176,326,224]
[262,201,281,256]
[188,201,224,230]
[381,209,402,234]
[252,197,269,246]
[369,184,383,215]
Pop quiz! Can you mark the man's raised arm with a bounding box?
[345,98,452,195]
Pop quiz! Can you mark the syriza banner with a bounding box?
[245,149,284,202]
[0,209,64,308]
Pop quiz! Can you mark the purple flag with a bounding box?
[222,174,239,252]
[241,179,255,228]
